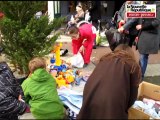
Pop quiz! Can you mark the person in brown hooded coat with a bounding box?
[77,44,141,119]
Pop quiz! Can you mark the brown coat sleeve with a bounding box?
[128,64,141,108]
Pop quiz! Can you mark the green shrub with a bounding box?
[0,1,65,74]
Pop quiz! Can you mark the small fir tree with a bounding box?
[0,1,65,74]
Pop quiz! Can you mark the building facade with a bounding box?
[47,1,126,22]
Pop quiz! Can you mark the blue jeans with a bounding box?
[140,54,149,79]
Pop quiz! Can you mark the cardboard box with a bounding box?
[128,81,160,119]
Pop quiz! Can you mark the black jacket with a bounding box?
[88,1,101,22]
[0,62,27,119]
[138,1,160,54]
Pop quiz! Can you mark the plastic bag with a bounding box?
[96,31,101,45]
[70,15,74,21]
[70,52,84,68]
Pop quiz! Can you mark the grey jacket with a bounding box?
[117,1,140,36]
[117,1,140,23]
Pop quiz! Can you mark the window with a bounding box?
[54,1,61,18]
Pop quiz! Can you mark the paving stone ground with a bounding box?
[5,34,160,119]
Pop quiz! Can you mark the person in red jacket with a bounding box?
[67,23,96,67]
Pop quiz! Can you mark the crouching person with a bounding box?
[21,57,65,119]
[0,62,27,120]
[77,44,141,119]
[67,23,96,67]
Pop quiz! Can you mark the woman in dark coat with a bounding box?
[77,44,141,119]
[136,1,160,79]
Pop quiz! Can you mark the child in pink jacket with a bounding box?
[68,23,96,67]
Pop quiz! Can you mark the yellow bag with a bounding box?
[96,31,101,45]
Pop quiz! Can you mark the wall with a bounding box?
[60,1,69,17]
[48,1,124,21]
[106,1,115,18]
[100,1,115,21]
[48,1,54,22]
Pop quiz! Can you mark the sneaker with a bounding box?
[83,63,88,68]
[60,49,68,56]
[93,45,96,49]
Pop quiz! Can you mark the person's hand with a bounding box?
[118,26,124,33]
[79,45,85,54]
[120,20,125,24]
[18,95,25,102]
[18,95,22,100]
[136,25,142,30]
[75,14,78,18]
[135,36,139,43]
[70,20,75,24]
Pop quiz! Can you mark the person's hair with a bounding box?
[68,26,79,35]
[100,44,140,75]
[77,2,88,11]
[114,44,135,60]
[77,5,82,9]
[77,2,83,8]
[28,57,46,73]
[101,44,136,63]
